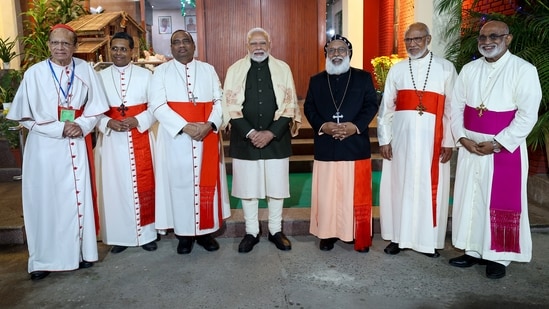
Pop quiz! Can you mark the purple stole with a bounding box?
[464,105,521,253]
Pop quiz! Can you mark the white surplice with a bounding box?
[149,59,230,236]
[377,54,457,253]
[95,64,157,246]
[450,51,541,263]
[7,58,109,272]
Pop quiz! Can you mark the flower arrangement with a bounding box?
[371,54,402,92]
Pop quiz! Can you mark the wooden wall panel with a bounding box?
[201,0,323,100]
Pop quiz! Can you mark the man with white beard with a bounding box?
[303,35,378,252]
[222,27,302,253]
[377,22,457,258]
[449,20,541,279]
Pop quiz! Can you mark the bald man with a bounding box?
[449,20,541,279]
[378,22,457,258]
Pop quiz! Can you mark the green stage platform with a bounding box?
[227,171,381,209]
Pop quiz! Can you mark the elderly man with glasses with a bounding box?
[7,24,109,280]
[449,20,541,279]
[377,22,457,259]
[304,35,378,252]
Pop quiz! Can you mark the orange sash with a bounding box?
[58,107,100,234]
[395,90,445,227]
[354,159,372,250]
[105,104,155,226]
[168,101,220,229]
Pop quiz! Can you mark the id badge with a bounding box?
[60,109,76,122]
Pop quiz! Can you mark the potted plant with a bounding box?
[0,37,20,70]
[0,69,23,149]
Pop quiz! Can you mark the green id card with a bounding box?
[60,109,76,122]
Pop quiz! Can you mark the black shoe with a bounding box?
[196,234,220,251]
[384,242,401,255]
[238,234,259,253]
[30,271,50,281]
[355,246,370,253]
[319,238,337,251]
[141,241,158,251]
[268,232,292,251]
[110,245,128,254]
[423,249,440,258]
[176,236,194,254]
[449,254,481,268]
[486,261,506,279]
[79,261,94,269]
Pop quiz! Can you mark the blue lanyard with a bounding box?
[48,59,75,104]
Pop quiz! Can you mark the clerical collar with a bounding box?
[113,63,131,72]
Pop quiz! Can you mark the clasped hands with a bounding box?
[249,130,274,149]
[62,121,83,138]
[107,117,138,133]
[323,122,356,141]
[460,137,498,155]
[182,122,213,141]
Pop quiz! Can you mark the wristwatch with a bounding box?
[492,140,501,153]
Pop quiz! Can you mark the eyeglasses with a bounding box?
[49,41,73,48]
[111,47,129,53]
[172,39,193,46]
[477,33,509,42]
[404,36,428,44]
[326,47,348,55]
[249,41,267,48]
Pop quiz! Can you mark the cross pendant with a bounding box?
[118,104,128,117]
[190,96,198,106]
[416,104,426,116]
[476,103,487,117]
[333,111,343,124]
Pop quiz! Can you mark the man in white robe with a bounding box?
[450,21,541,279]
[7,24,109,280]
[378,22,457,257]
[95,32,157,254]
[149,30,230,254]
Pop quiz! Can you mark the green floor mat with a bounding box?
[227,171,381,209]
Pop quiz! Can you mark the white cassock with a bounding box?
[378,53,457,253]
[149,59,230,236]
[95,64,157,246]
[451,51,541,264]
[7,58,109,273]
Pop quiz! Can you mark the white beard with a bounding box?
[408,46,428,60]
[250,51,269,63]
[326,56,350,75]
[478,43,504,59]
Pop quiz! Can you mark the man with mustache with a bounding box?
[150,30,230,255]
[377,22,457,258]
[449,20,541,279]
[222,27,301,253]
[303,35,378,252]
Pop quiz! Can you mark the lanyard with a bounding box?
[48,59,75,104]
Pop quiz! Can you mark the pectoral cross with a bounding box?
[190,94,198,106]
[333,111,343,124]
[117,104,128,117]
[416,103,426,116]
[476,103,487,117]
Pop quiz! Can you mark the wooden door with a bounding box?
[198,0,325,100]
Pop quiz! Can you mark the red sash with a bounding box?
[396,89,445,227]
[354,159,372,250]
[105,104,155,226]
[167,101,221,229]
[58,107,100,234]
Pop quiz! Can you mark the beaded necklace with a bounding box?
[408,51,432,115]
[327,70,351,123]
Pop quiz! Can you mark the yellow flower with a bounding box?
[371,54,402,92]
